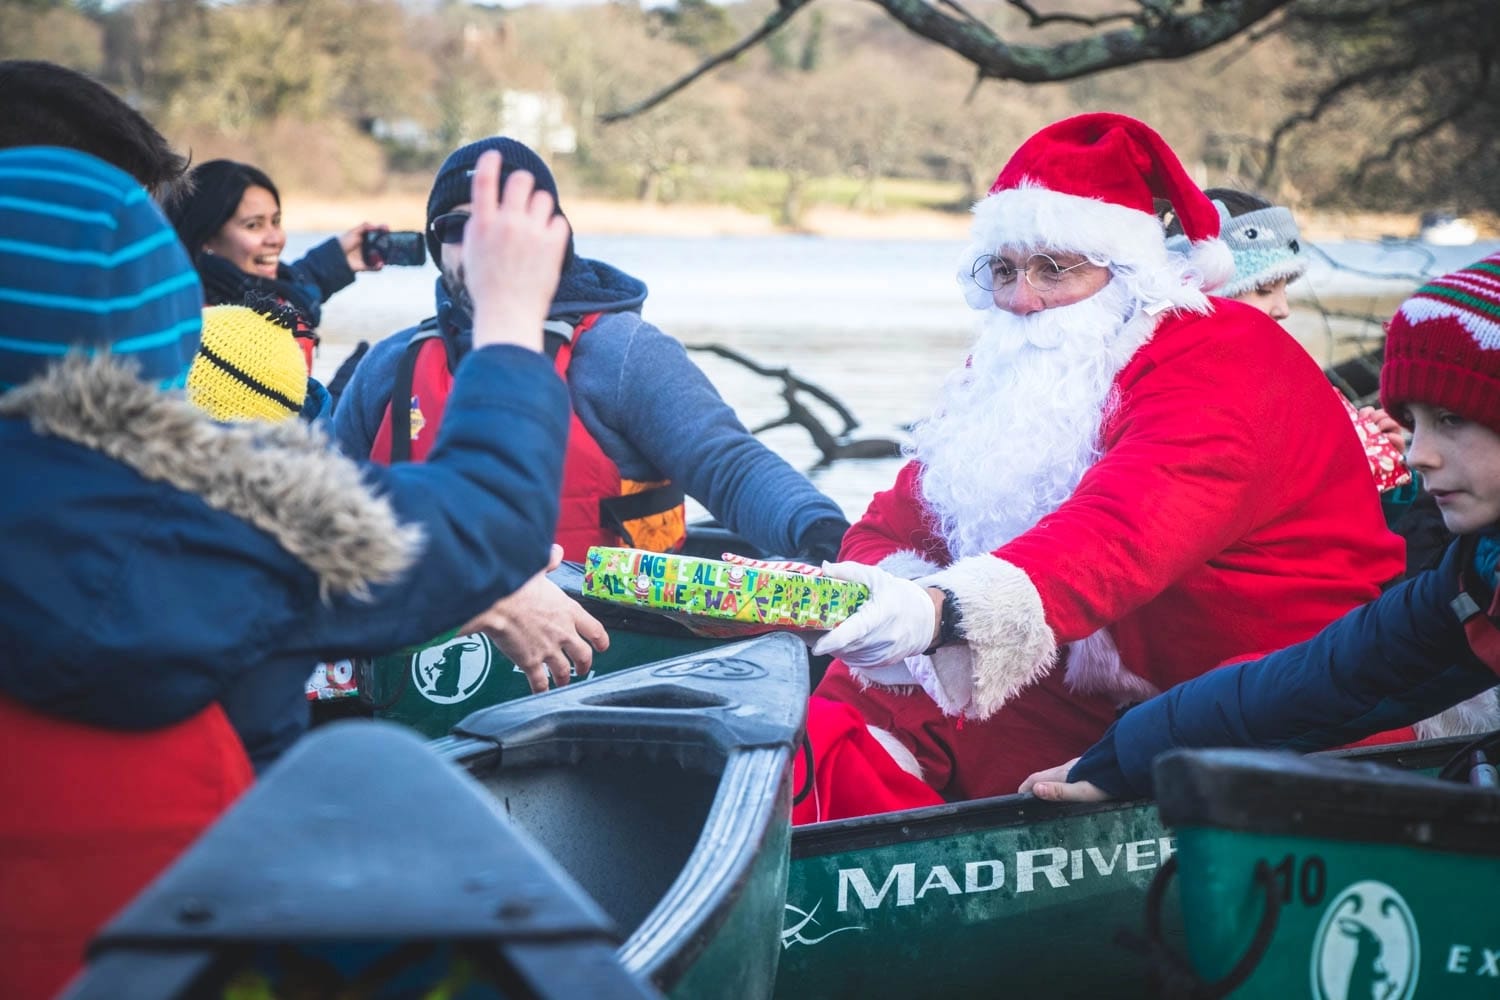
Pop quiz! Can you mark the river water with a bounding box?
[297,232,1500,522]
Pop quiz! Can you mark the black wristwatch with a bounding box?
[925,587,963,655]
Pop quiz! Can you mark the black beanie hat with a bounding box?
[166,159,281,265]
[425,136,573,267]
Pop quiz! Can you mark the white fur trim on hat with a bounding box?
[956,182,1233,307]
[920,554,1057,719]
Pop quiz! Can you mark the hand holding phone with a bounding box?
[361,229,427,268]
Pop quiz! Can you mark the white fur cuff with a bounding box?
[1413,689,1500,740]
[922,555,1057,719]
[877,549,943,580]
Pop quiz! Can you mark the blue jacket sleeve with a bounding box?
[276,344,570,658]
[571,317,846,555]
[1070,540,1500,799]
[285,236,356,314]
[331,331,406,459]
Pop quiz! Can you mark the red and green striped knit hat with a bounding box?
[1381,252,1500,436]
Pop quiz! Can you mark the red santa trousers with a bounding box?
[792,696,945,825]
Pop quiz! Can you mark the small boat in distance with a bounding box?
[1419,210,1479,246]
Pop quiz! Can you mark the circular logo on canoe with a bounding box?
[1310,879,1419,1000]
[651,657,767,681]
[412,636,492,704]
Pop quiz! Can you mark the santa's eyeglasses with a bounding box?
[969,252,1108,294]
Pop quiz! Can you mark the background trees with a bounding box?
[4,0,1492,220]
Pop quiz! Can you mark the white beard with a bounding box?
[914,278,1159,559]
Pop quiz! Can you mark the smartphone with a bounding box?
[361,230,427,267]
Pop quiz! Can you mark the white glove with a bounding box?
[812,561,939,670]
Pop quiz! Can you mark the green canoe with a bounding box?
[68,721,661,999]
[774,736,1474,999]
[70,632,808,1000]
[437,632,809,1000]
[1145,743,1500,999]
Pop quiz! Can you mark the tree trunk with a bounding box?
[780,170,806,228]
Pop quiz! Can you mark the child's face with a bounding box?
[1235,278,1292,323]
[1404,403,1500,534]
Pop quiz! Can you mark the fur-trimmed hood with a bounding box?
[0,354,423,599]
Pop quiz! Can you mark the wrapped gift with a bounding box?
[1340,395,1413,494]
[582,547,869,638]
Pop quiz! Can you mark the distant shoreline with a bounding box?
[282,191,1496,244]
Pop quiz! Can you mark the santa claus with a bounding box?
[803,113,1408,814]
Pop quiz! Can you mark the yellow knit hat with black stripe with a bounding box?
[189,305,308,422]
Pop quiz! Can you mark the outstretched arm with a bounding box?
[1027,543,1496,801]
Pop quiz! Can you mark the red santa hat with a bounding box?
[959,113,1234,310]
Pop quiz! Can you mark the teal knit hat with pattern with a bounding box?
[0,146,202,390]
[1169,201,1307,299]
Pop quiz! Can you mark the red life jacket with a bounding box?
[1452,535,1500,676]
[369,314,686,561]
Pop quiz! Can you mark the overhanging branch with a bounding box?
[600,0,816,123]
[1256,55,1427,185]
[854,0,1292,83]
[603,0,1294,122]
[1349,97,1479,186]
[1004,0,1137,29]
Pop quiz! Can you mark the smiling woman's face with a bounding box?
[202,185,285,279]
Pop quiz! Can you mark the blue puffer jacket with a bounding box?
[0,345,568,769]
[1071,532,1500,798]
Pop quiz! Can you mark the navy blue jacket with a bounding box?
[1070,533,1500,798]
[0,346,568,769]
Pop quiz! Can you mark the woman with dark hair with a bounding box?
[167,159,387,370]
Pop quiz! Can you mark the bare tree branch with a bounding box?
[687,343,902,466]
[1349,97,1481,186]
[937,0,996,35]
[1208,9,1288,74]
[1004,0,1137,29]
[600,0,815,123]
[1285,0,1440,27]
[1255,55,1426,186]
[605,0,1293,121]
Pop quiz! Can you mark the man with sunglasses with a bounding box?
[334,138,849,677]
[798,114,1408,815]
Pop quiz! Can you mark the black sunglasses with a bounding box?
[428,211,470,245]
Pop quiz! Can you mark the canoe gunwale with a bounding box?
[618,747,792,984]
[1155,742,1500,857]
[789,735,1481,858]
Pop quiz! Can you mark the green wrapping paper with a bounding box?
[582,547,869,638]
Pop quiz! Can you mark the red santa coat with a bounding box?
[817,299,1408,799]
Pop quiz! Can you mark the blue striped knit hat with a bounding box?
[0,146,203,390]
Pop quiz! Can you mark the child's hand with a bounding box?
[1358,405,1407,451]
[1018,758,1112,802]
[464,150,571,353]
